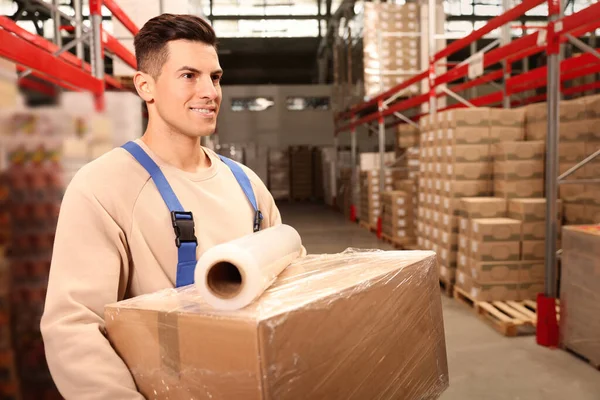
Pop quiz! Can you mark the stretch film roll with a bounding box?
[194,224,303,310]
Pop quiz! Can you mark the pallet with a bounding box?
[359,221,377,233]
[453,287,541,337]
[439,279,454,297]
[380,233,416,249]
[563,346,600,370]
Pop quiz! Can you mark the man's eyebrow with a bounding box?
[176,66,201,73]
[212,69,224,75]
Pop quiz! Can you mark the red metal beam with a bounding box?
[0,27,102,94]
[337,70,428,121]
[104,32,137,69]
[450,70,503,93]
[105,75,124,90]
[16,66,81,92]
[0,16,85,69]
[103,0,140,35]
[563,81,600,96]
[434,0,545,62]
[18,77,56,97]
[560,1,600,36]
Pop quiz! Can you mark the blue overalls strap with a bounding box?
[218,155,263,233]
[121,141,197,288]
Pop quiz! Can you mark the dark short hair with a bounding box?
[134,14,217,78]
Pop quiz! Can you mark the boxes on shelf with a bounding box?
[396,123,420,149]
[381,190,416,242]
[493,141,545,199]
[105,251,449,400]
[362,2,421,98]
[268,148,290,201]
[360,169,400,227]
[560,225,600,367]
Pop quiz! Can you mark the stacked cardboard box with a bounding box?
[523,95,600,225]
[381,190,416,243]
[0,58,19,108]
[508,198,563,262]
[289,146,313,201]
[360,170,395,228]
[493,141,545,200]
[267,149,290,201]
[558,95,600,224]
[560,225,600,367]
[397,123,420,150]
[363,2,420,98]
[337,168,353,218]
[456,197,507,285]
[456,217,544,302]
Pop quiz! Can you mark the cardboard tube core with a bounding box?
[206,262,243,299]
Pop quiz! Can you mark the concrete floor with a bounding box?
[278,202,600,400]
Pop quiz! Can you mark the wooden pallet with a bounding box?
[453,287,544,337]
[563,346,600,370]
[359,221,377,233]
[439,278,454,297]
[380,233,416,249]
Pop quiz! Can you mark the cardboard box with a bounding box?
[494,160,544,180]
[471,240,520,262]
[459,197,507,219]
[560,225,600,367]
[559,142,587,163]
[559,184,587,203]
[521,240,546,261]
[494,179,544,199]
[447,127,490,145]
[444,180,492,198]
[560,98,588,122]
[470,218,522,242]
[521,222,548,241]
[508,198,563,222]
[446,162,492,180]
[105,252,449,400]
[489,126,525,143]
[458,274,543,301]
[525,120,548,141]
[559,121,593,142]
[489,108,526,127]
[493,141,545,162]
[470,260,545,284]
[525,102,547,123]
[585,94,600,119]
[439,265,456,282]
[563,203,588,225]
[447,108,491,128]
[446,144,491,163]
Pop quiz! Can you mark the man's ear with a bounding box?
[133,71,154,102]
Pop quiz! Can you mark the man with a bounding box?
[41,14,294,399]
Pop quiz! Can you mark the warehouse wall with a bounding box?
[217,84,395,151]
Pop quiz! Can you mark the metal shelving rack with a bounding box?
[0,0,139,110]
[333,0,600,347]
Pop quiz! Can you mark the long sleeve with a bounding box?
[40,176,144,400]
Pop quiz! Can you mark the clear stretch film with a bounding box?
[194,224,303,310]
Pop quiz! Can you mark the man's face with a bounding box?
[151,40,223,138]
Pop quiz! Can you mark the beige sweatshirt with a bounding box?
[41,139,290,399]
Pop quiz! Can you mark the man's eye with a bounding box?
[212,75,221,82]
[182,73,194,79]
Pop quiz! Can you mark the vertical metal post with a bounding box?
[333,133,339,205]
[89,0,105,110]
[537,0,561,348]
[378,100,385,195]
[501,0,511,108]
[74,0,84,60]
[428,0,437,115]
[52,0,62,46]
[350,116,358,221]
[522,26,530,102]
[545,7,560,301]
[470,41,477,99]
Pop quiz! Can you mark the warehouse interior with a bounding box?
[1,0,600,399]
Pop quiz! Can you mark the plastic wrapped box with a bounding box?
[105,249,449,400]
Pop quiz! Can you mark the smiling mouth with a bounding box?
[189,107,216,116]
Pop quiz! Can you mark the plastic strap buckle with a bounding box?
[171,211,197,247]
[253,210,263,232]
